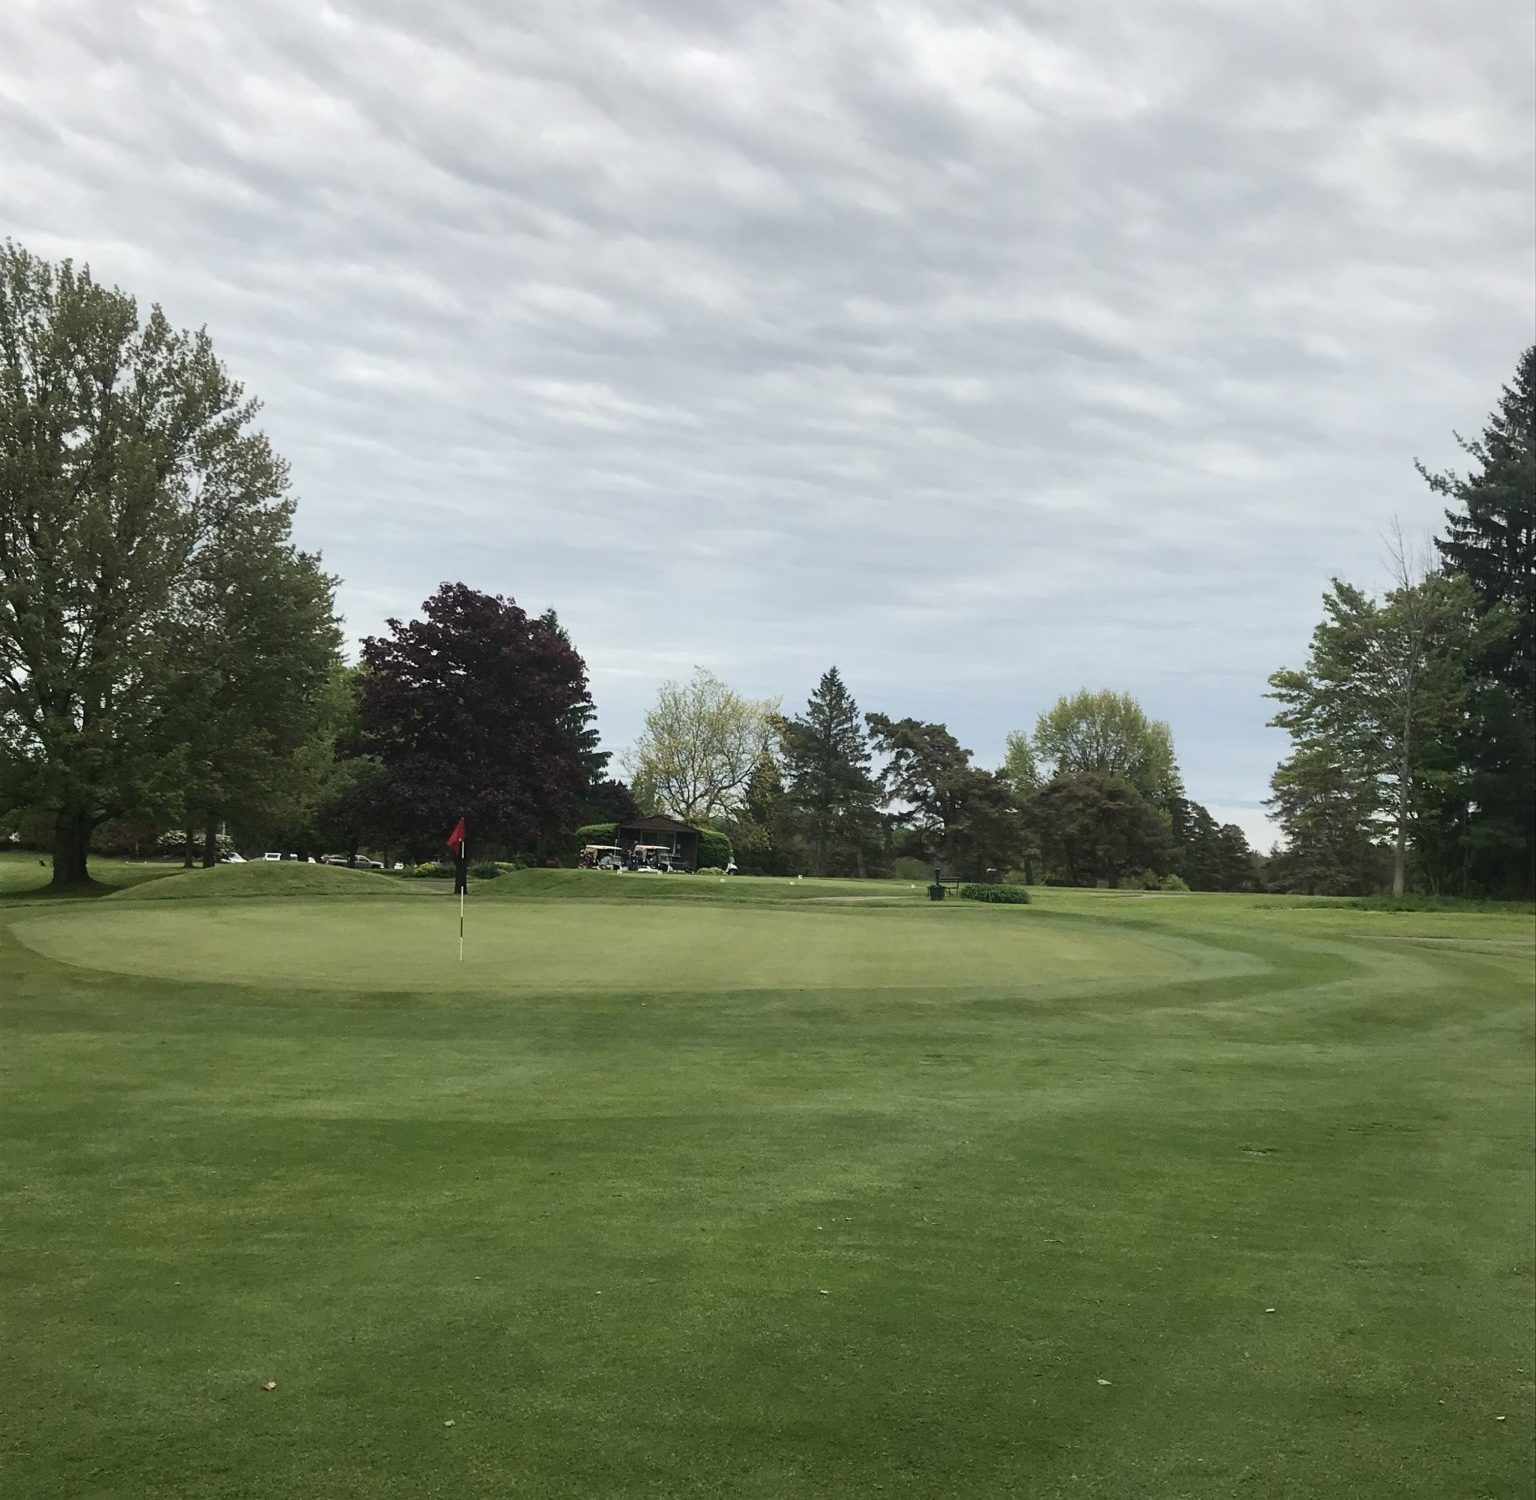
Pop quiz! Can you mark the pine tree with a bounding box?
[1423,346,1536,896]
[1267,576,1474,895]
[779,668,881,876]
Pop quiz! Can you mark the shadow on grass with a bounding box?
[0,859,183,909]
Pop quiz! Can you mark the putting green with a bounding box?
[11,899,1237,995]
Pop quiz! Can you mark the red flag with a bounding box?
[445,818,466,854]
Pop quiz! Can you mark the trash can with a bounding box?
[928,883,946,901]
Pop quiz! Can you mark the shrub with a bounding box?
[494,860,522,872]
[154,828,237,859]
[696,866,726,876]
[410,861,452,878]
[470,862,501,879]
[958,883,1031,904]
[1156,872,1190,892]
[694,827,732,870]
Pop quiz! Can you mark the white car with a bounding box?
[220,852,247,864]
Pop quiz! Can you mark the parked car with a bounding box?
[219,852,247,864]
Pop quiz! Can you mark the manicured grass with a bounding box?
[1,879,1531,1498]
[105,859,415,902]
[0,849,181,905]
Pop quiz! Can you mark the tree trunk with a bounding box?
[183,820,196,869]
[202,824,219,868]
[51,806,94,888]
[1393,718,1411,899]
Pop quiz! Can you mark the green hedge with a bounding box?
[958,883,1031,904]
[694,827,732,870]
[573,823,618,846]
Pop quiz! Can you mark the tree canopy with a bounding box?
[1027,772,1176,889]
[627,667,775,823]
[1422,344,1535,897]
[1029,689,1182,806]
[349,584,595,857]
[865,713,1020,879]
[0,241,339,884]
[777,667,882,876]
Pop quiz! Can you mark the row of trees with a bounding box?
[626,669,1257,889]
[1267,347,1533,898]
[0,244,632,883]
[4,240,1525,899]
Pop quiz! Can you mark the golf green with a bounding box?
[2,867,1531,1499]
[11,898,1236,994]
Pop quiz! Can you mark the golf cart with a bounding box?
[630,843,688,873]
[579,844,625,870]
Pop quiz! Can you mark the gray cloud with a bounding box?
[4,0,1531,845]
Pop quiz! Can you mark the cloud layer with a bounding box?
[4,0,1532,843]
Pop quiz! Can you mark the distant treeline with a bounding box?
[2,241,1528,897]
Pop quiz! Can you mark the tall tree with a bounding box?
[1164,797,1258,892]
[627,667,775,823]
[0,241,334,885]
[1026,772,1176,888]
[1030,690,1182,806]
[1001,729,1043,883]
[865,713,1020,879]
[1267,573,1474,896]
[350,584,594,855]
[1422,345,1535,896]
[724,750,794,875]
[1213,823,1258,893]
[1167,795,1221,890]
[778,667,881,876]
[173,505,341,864]
[1264,743,1388,895]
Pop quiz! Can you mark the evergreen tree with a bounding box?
[1264,744,1388,895]
[1268,575,1474,896]
[725,751,793,875]
[1026,773,1176,888]
[779,667,881,876]
[1423,345,1535,896]
[1213,823,1258,892]
[866,712,1020,879]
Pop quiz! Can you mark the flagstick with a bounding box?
[458,840,466,963]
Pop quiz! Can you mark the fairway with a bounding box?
[2,867,1532,1499]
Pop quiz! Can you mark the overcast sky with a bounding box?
[4,0,1532,846]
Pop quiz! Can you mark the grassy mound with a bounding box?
[478,867,925,904]
[105,860,413,902]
